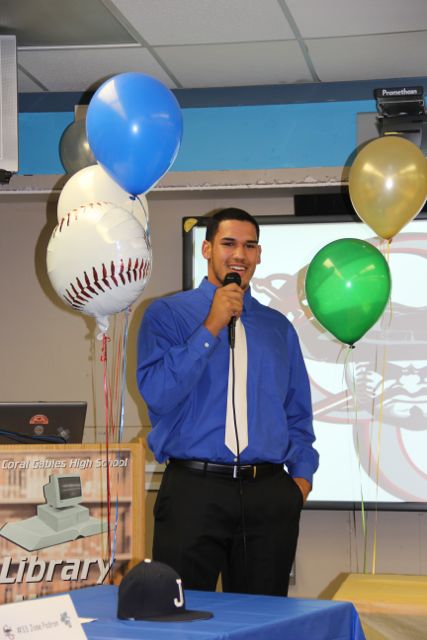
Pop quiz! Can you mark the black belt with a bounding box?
[168,458,284,480]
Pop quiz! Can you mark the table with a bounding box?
[331,573,427,640]
[70,585,365,640]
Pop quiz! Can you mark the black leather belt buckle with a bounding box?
[235,465,256,479]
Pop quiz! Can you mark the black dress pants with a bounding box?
[152,463,303,596]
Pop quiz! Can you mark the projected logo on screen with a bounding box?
[252,231,427,503]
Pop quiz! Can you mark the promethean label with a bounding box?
[381,88,419,96]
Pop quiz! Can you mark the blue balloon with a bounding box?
[86,73,183,195]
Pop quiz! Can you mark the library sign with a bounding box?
[0,444,144,603]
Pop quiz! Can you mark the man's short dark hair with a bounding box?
[205,208,260,242]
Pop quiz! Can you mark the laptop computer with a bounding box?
[0,401,87,444]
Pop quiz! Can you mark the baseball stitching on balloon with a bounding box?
[55,203,151,247]
[63,258,151,309]
[56,203,108,235]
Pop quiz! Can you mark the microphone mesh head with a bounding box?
[223,272,241,287]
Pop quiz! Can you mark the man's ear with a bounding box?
[257,245,262,265]
[202,240,212,260]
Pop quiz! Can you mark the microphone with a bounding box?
[223,272,241,348]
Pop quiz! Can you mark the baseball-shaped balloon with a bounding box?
[47,201,152,334]
[57,164,149,231]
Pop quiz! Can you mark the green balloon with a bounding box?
[305,238,391,345]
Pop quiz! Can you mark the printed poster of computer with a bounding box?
[0,444,144,603]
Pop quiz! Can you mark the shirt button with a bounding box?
[204,342,210,348]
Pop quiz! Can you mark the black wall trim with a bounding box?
[19,76,427,112]
[295,190,427,217]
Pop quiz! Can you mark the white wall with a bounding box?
[0,187,425,598]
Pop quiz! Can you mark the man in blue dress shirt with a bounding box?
[137,208,319,596]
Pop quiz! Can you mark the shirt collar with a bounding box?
[198,277,253,312]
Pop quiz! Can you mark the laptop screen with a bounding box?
[0,402,87,444]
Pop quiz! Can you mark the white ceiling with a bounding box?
[3,0,427,93]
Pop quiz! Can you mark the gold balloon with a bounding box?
[349,136,427,239]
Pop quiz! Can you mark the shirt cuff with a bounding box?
[289,462,315,486]
[187,324,219,357]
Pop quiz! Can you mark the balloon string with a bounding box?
[110,495,120,576]
[101,334,112,570]
[380,238,393,328]
[136,194,151,246]
[369,248,392,575]
[386,239,394,327]
[351,509,358,573]
[99,310,131,579]
[109,319,116,440]
[102,310,130,576]
[107,315,121,578]
[107,453,122,580]
[345,345,368,573]
[342,343,353,386]
[371,343,388,575]
[119,308,130,443]
[111,314,124,440]
[106,314,125,439]
[115,312,129,437]
[108,314,124,575]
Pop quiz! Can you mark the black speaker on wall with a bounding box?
[294,189,427,217]
[294,191,358,217]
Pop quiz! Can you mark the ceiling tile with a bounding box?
[4,1,427,94]
[287,0,427,38]
[307,31,427,82]
[1,0,135,46]
[110,0,295,45]
[17,47,177,92]
[153,41,312,87]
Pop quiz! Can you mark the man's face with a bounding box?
[202,220,261,290]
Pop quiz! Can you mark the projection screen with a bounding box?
[183,214,427,511]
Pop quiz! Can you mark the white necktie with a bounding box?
[225,318,248,455]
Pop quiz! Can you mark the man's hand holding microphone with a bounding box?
[204,273,243,346]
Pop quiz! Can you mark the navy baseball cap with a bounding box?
[117,559,213,622]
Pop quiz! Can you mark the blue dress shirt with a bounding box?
[137,278,319,484]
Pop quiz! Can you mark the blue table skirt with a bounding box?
[70,585,366,640]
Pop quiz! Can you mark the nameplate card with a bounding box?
[0,594,87,639]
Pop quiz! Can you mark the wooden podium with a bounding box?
[331,573,427,640]
[0,442,144,603]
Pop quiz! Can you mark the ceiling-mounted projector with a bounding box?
[374,85,427,153]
